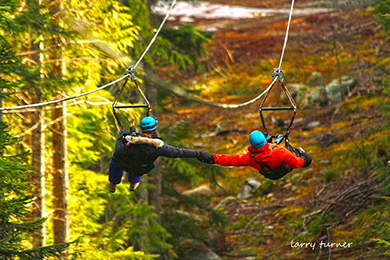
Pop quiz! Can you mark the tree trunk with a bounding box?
[27,3,46,247]
[0,96,2,123]
[145,0,162,224]
[145,66,162,224]
[30,102,46,249]
[52,101,69,245]
[50,0,69,246]
[0,95,3,157]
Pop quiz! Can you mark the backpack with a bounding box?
[113,135,156,176]
[255,145,292,180]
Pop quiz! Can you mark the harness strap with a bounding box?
[112,71,152,134]
[134,80,153,113]
[113,105,126,134]
[258,69,298,142]
[251,144,292,180]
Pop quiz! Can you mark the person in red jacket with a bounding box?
[197,130,312,180]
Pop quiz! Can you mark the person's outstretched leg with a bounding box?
[128,175,141,191]
[286,145,312,168]
[108,154,124,193]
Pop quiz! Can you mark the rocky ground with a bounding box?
[157,0,388,259]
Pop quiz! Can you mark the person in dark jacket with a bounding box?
[198,130,312,180]
[108,116,202,192]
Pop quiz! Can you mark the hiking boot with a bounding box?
[298,147,305,153]
[129,182,139,191]
[108,181,116,193]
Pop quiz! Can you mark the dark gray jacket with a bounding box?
[113,135,200,176]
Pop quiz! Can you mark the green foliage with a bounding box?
[67,104,115,169]
[374,239,390,254]
[2,0,215,259]
[60,0,146,172]
[160,120,225,186]
[373,0,390,35]
[258,179,274,195]
[373,82,390,191]
[230,214,251,230]
[306,212,337,237]
[354,197,390,253]
[2,1,164,259]
[63,0,138,75]
[0,122,71,259]
[158,24,212,71]
[157,120,227,251]
[379,76,390,120]
[324,115,390,180]
[0,1,27,101]
[320,166,337,182]
[324,78,390,255]
[69,166,162,259]
[119,1,211,72]
[0,7,73,255]
[0,39,24,99]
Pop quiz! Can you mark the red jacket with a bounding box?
[213,143,305,171]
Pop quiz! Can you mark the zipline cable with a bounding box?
[258,0,297,140]
[278,0,295,70]
[153,0,295,109]
[175,78,278,109]
[147,71,279,109]
[2,0,294,112]
[222,78,277,108]
[133,0,177,70]
[111,0,178,133]
[217,0,295,108]
[0,75,128,111]
[114,0,178,109]
[1,0,178,112]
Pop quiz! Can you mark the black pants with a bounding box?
[286,144,312,168]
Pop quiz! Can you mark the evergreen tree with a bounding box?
[158,121,227,249]
[0,122,71,259]
[0,24,71,257]
[58,0,172,258]
[2,0,217,258]
[116,1,216,256]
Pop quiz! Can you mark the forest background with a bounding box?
[1,0,390,259]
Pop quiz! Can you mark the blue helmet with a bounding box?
[140,116,158,133]
[249,130,267,149]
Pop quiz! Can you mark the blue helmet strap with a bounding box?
[142,124,157,132]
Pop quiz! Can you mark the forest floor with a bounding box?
[158,0,389,259]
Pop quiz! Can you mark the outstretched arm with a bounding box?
[213,153,251,167]
[156,144,201,158]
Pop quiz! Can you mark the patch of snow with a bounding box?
[152,1,330,21]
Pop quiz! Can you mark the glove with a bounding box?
[198,151,215,164]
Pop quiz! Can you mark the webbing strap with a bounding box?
[259,76,297,140]
[112,76,151,133]
[113,77,130,107]
[113,105,126,134]
[134,80,153,112]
